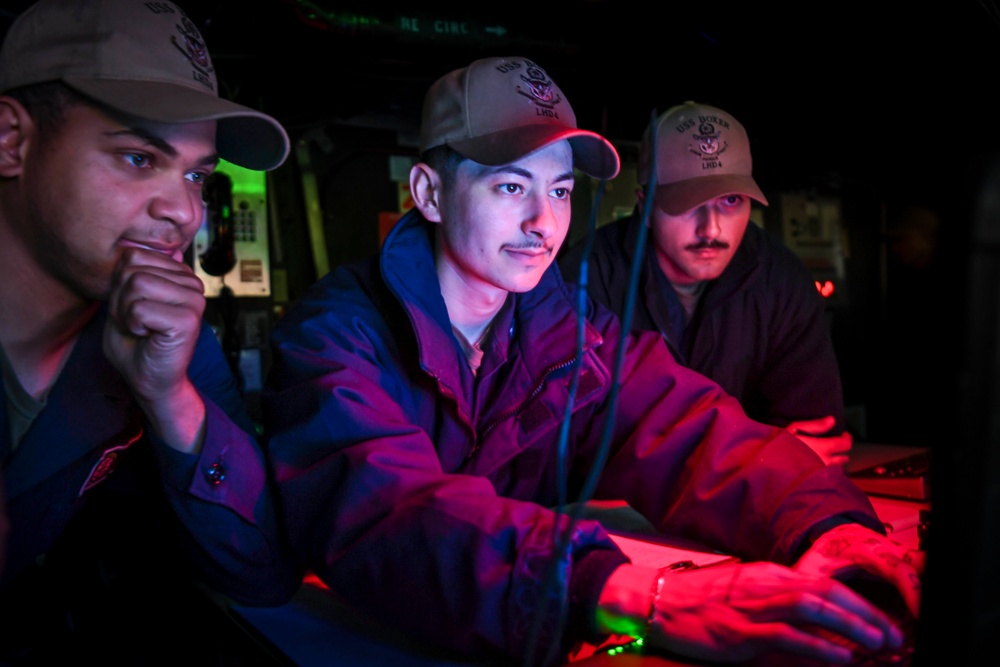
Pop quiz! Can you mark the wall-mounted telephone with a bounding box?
[192,162,273,396]
[193,161,271,297]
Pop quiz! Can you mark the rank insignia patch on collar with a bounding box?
[78,430,144,497]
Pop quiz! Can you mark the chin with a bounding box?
[56,265,113,302]
[686,265,725,282]
[506,276,544,293]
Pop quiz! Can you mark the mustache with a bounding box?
[502,241,552,252]
[685,240,730,251]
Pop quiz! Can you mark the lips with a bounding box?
[508,248,549,257]
[505,247,553,268]
[119,239,185,262]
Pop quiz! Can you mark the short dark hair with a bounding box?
[420,144,467,189]
[4,81,87,133]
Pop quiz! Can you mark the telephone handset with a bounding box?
[199,171,241,382]
[199,171,237,278]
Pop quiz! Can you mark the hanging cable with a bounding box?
[523,108,660,667]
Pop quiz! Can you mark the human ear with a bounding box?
[0,97,30,178]
[409,162,444,223]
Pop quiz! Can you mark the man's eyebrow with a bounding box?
[485,165,532,179]
[105,127,219,166]
[484,165,576,183]
[106,127,176,156]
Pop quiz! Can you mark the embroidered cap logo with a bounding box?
[170,15,215,91]
[517,65,562,113]
[692,122,727,159]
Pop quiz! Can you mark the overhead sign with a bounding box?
[289,4,511,42]
[397,14,508,39]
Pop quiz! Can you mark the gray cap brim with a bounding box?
[449,125,620,180]
[67,78,289,171]
[654,174,768,216]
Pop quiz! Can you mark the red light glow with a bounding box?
[815,280,835,298]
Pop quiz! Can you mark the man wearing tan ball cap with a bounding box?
[563,101,852,466]
[265,58,917,666]
[0,0,295,662]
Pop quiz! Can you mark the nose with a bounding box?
[522,192,559,242]
[149,177,203,236]
[695,204,722,241]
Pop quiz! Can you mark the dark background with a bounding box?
[186,0,1000,206]
[4,0,999,447]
